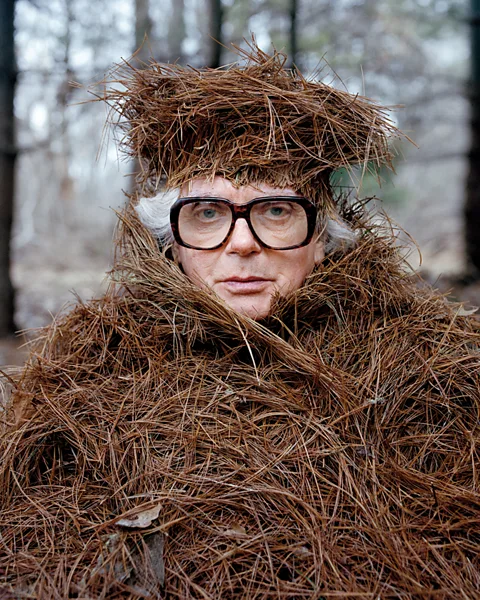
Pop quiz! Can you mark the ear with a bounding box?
[171,243,187,274]
[171,242,180,263]
[314,239,325,265]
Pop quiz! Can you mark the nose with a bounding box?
[225,218,261,255]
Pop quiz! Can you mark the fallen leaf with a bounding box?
[224,523,247,537]
[145,531,165,587]
[457,305,478,317]
[117,503,162,528]
[293,546,312,558]
[127,532,166,593]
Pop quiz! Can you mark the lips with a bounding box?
[220,277,273,294]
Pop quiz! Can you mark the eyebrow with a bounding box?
[189,199,224,208]
[183,196,226,203]
[185,193,223,198]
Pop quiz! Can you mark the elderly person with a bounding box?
[136,177,351,319]
[1,44,480,599]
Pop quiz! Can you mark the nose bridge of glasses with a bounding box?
[230,201,251,222]
[227,201,255,239]
[226,207,261,250]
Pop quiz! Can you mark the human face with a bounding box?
[173,177,325,319]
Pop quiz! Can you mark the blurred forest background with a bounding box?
[1,0,479,364]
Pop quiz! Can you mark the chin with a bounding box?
[224,296,272,320]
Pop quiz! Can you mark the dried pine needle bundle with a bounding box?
[101,42,400,206]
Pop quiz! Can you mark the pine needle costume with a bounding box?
[1,45,480,599]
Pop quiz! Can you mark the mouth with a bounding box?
[220,277,273,294]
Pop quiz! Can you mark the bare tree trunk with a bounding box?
[209,0,224,68]
[57,0,75,227]
[288,0,298,69]
[226,0,252,49]
[131,0,152,194]
[466,0,480,274]
[135,0,152,62]
[168,0,186,63]
[0,0,17,335]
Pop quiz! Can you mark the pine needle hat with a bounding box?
[103,39,400,209]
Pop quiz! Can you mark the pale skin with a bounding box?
[173,177,325,319]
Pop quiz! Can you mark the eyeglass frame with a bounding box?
[169,196,318,251]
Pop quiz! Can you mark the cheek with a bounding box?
[175,246,219,286]
[277,246,318,290]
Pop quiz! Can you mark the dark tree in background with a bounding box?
[131,0,152,191]
[0,0,17,336]
[135,0,152,62]
[466,0,480,274]
[167,0,186,62]
[289,0,298,68]
[209,0,224,68]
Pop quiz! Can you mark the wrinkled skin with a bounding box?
[173,177,325,319]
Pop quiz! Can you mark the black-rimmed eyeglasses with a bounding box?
[170,196,317,250]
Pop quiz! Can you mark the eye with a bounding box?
[188,201,229,223]
[268,206,285,217]
[260,202,293,219]
[202,208,217,219]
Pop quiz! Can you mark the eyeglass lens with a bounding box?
[177,200,309,250]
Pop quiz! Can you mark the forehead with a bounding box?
[180,176,301,203]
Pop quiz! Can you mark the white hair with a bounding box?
[135,188,358,255]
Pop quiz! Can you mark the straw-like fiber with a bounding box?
[1,207,479,598]
[100,42,400,206]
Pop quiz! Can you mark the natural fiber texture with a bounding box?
[1,207,480,599]
[101,41,399,206]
